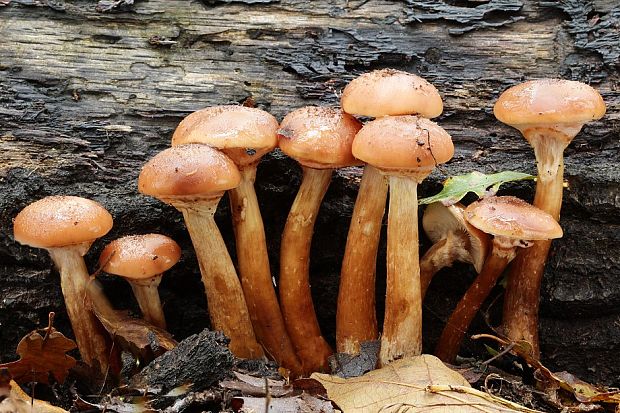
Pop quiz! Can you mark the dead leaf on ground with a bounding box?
[220,372,292,397]
[0,314,76,384]
[312,355,541,413]
[0,369,68,413]
[73,395,157,413]
[232,393,334,413]
[93,307,177,362]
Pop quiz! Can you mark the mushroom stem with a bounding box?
[336,165,388,354]
[435,238,517,363]
[380,174,425,366]
[229,165,302,373]
[176,197,264,359]
[420,233,467,299]
[501,129,571,356]
[48,244,113,376]
[280,166,333,373]
[129,277,166,330]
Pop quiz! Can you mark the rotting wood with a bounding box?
[0,0,618,386]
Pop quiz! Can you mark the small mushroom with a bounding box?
[99,234,181,330]
[13,196,114,377]
[434,196,563,363]
[337,69,443,355]
[420,202,490,298]
[278,106,362,373]
[494,79,606,355]
[353,116,454,365]
[171,106,301,373]
[138,144,263,359]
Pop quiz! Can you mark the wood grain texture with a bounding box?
[0,0,618,384]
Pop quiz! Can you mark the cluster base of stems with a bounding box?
[280,166,333,373]
[49,244,114,379]
[229,166,302,374]
[178,198,264,359]
[336,165,388,355]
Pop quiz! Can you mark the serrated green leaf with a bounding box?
[419,171,535,205]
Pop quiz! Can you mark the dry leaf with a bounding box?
[312,355,540,413]
[0,370,68,413]
[0,324,76,384]
[233,393,334,413]
[93,307,177,362]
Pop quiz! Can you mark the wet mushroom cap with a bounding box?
[13,196,113,249]
[352,116,454,173]
[493,79,606,128]
[464,196,563,240]
[422,202,489,273]
[341,69,443,118]
[99,234,181,279]
[171,105,279,166]
[278,106,363,169]
[138,144,241,199]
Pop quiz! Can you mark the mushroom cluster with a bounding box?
[11,71,605,382]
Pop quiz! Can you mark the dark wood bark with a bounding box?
[0,0,618,385]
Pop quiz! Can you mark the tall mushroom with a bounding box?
[278,106,362,373]
[13,196,114,377]
[171,105,300,372]
[138,144,263,358]
[420,202,490,298]
[494,79,606,356]
[337,68,443,355]
[99,234,181,329]
[434,196,563,363]
[352,116,454,365]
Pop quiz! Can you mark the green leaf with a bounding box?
[419,171,535,205]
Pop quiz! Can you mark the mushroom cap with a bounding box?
[494,79,606,128]
[99,234,181,279]
[278,106,363,169]
[352,116,454,175]
[13,196,113,249]
[138,144,241,199]
[341,69,443,118]
[464,196,563,241]
[171,105,279,166]
[422,202,490,273]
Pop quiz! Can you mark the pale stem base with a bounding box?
[280,166,333,373]
[229,166,301,373]
[336,165,388,355]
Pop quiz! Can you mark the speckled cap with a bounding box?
[138,144,240,200]
[494,79,605,128]
[99,234,181,279]
[13,196,113,249]
[464,196,563,240]
[341,69,443,118]
[278,106,362,169]
[352,116,453,175]
[171,105,279,166]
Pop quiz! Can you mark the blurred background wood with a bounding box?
[0,0,618,384]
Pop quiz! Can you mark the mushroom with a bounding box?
[138,144,263,358]
[171,106,300,372]
[278,106,362,373]
[13,196,114,377]
[99,234,181,330]
[434,196,563,363]
[420,202,490,298]
[337,68,443,355]
[352,116,454,365]
[494,79,606,355]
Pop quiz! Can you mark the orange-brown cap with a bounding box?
[278,106,362,169]
[341,69,443,118]
[464,196,563,241]
[14,196,113,249]
[422,202,490,273]
[99,234,181,280]
[352,116,454,176]
[171,105,279,166]
[138,144,241,200]
[494,79,606,129]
